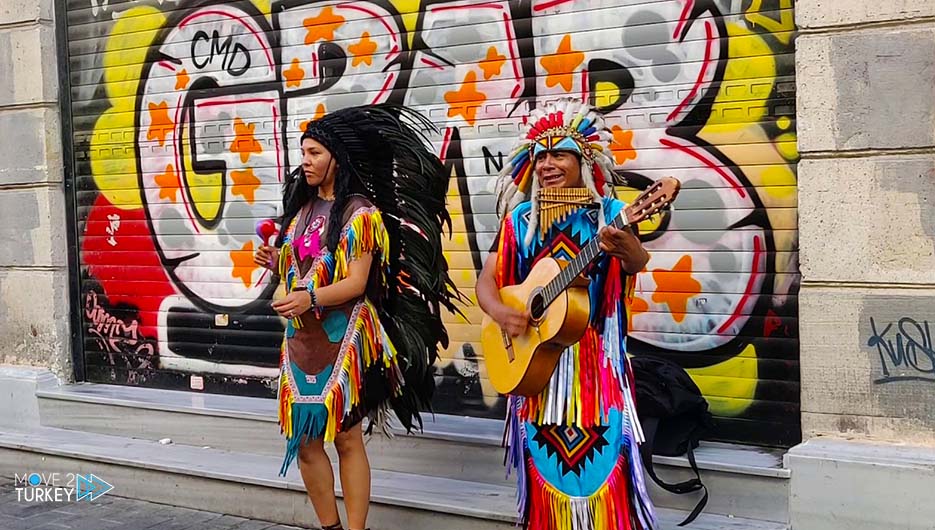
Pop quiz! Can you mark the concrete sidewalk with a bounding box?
[0,477,305,530]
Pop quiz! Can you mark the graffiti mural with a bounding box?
[67,0,799,445]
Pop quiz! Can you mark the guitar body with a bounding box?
[481,257,592,396]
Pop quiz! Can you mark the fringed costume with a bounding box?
[492,99,656,530]
[274,104,461,476]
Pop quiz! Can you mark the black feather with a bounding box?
[302,103,468,432]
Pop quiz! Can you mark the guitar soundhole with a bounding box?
[529,290,546,321]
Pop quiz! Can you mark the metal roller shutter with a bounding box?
[64,0,799,446]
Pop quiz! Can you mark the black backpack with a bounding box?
[630,355,715,526]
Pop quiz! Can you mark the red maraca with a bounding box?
[255,219,279,246]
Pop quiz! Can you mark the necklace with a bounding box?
[301,204,315,245]
[318,192,335,201]
[297,203,325,262]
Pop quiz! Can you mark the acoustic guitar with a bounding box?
[482,177,681,396]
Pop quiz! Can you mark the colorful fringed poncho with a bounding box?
[497,197,656,530]
[276,197,402,476]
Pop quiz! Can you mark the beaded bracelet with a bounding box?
[305,283,319,311]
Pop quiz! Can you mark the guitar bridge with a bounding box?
[501,330,515,362]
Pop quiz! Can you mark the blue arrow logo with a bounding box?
[75,474,114,501]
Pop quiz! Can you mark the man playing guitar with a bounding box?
[477,98,658,530]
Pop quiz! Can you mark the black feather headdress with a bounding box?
[296,103,465,433]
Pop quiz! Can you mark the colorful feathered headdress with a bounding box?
[493,98,618,245]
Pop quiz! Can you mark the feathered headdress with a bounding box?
[493,98,618,246]
[297,103,463,433]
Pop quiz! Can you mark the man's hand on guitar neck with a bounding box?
[598,225,649,275]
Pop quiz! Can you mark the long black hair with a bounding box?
[275,132,365,250]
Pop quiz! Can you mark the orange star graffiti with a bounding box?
[230,240,258,289]
[147,101,173,147]
[627,295,650,331]
[610,126,637,164]
[230,118,263,164]
[651,255,702,323]
[284,58,305,88]
[154,164,179,201]
[540,34,584,92]
[231,168,261,204]
[299,104,327,133]
[444,71,486,126]
[479,46,506,80]
[175,69,190,90]
[348,32,377,67]
[303,6,345,44]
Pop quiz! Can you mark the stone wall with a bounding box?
[798,0,935,445]
[0,0,70,377]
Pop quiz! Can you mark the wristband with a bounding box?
[305,283,319,311]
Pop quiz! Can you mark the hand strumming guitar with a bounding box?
[491,304,529,338]
[477,252,528,337]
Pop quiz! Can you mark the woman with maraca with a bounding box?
[253,104,458,530]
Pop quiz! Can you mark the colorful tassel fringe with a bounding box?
[527,456,650,530]
[276,206,398,476]
[278,299,402,475]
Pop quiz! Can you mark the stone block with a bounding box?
[798,155,935,285]
[797,0,935,29]
[787,438,935,530]
[0,366,57,430]
[797,27,935,152]
[0,0,52,25]
[0,186,68,267]
[800,285,935,442]
[0,23,58,107]
[0,107,62,185]
[801,412,935,446]
[0,268,71,375]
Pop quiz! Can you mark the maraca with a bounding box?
[255,218,279,246]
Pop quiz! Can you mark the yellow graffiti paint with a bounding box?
[746,0,795,45]
[701,22,797,225]
[704,24,777,126]
[776,132,799,160]
[687,344,758,417]
[180,120,223,222]
[250,0,271,18]
[758,166,796,199]
[388,0,421,48]
[439,166,486,399]
[594,81,622,109]
[91,6,166,210]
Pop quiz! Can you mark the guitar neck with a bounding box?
[540,210,629,309]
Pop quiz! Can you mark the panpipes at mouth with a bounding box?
[537,187,594,237]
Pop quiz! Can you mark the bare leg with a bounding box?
[334,423,371,530]
[297,436,342,528]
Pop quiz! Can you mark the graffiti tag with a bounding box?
[90,0,109,17]
[868,317,935,384]
[191,30,252,76]
[85,291,156,383]
[105,213,120,247]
